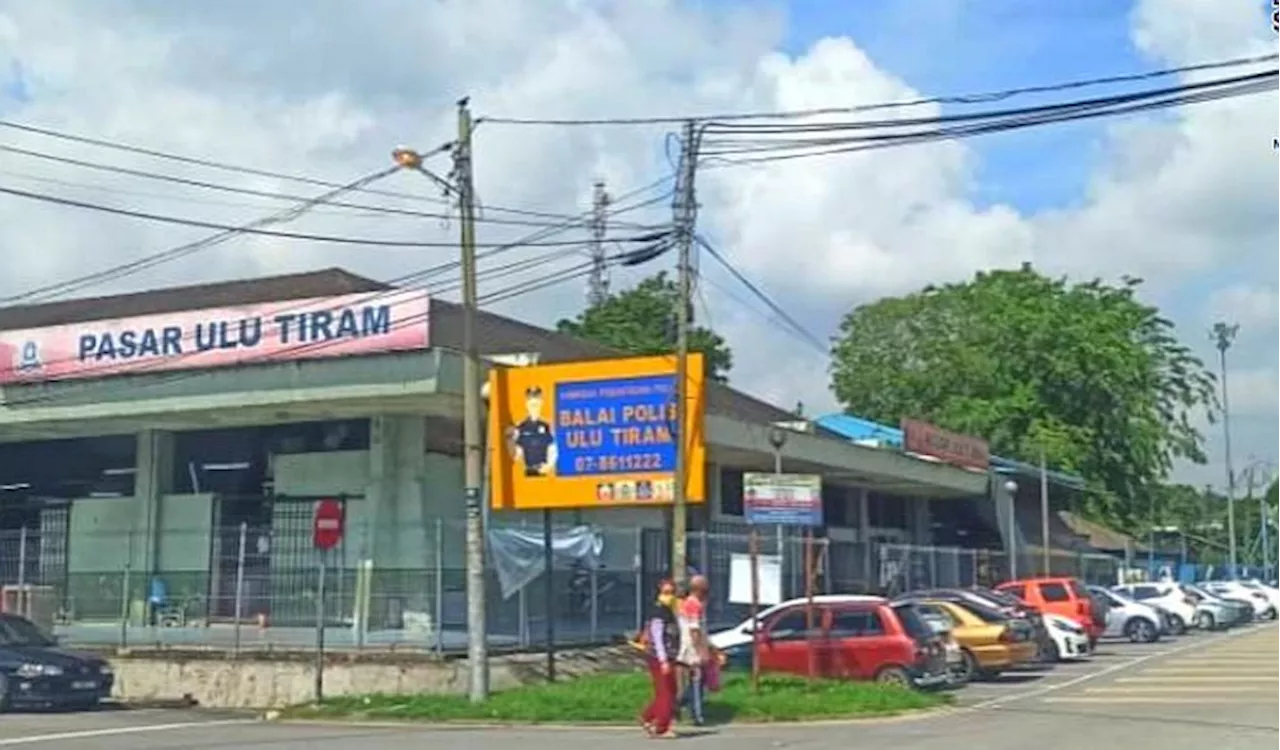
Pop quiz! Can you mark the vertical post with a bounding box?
[586,179,612,307]
[1039,451,1051,576]
[434,518,445,654]
[16,525,27,589]
[773,448,785,591]
[748,526,760,692]
[314,550,327,703]
[804,528,815,680]
[120,529,133,649]
[589,562,598,642]
[670,119,700,588]
[233,522,247,657]
[633,528,644,633]
[1213,323,1238,579]
[457,97,489,700]
[543,509,556,682]
[1262,490,1272,581]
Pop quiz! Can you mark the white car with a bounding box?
[707,594,884,651]
[1087,586,1163,643]
[1239,580,1280,615]
[1042,612,1091,661]
[1202,581,1277,620]
[1112,582,1196,634]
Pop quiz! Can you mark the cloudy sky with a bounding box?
[0,0,1275,490]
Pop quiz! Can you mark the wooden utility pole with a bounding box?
[456,98,489,701]
[670,120,700,586]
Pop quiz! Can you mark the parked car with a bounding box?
[912,587,1056,663]
[708,594,883,652]
[1086,586,1163,643]
[1236,581,1280,618]
[1201,581,1276,620]
[996,577,1102,644]
[1183,584,1253,627]
[1112,582,1196,634]
[0,613,114,711]
[1041,612,1092,661]
[716,598,951,689]
[903,598,1037,682]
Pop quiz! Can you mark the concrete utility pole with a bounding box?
[670,120,701,587]
[586,180,612,307]
[455,98,489,701]
[1212,322,1239,578]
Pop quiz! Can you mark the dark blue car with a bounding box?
[0,614,114,711]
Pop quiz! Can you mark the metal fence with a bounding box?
[0,522,1121,654]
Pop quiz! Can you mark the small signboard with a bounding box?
[743,473,823,527]
[312,498,345,550]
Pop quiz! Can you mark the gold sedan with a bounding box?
[915,599,1039,682]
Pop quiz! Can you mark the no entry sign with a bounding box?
[312,499,344,550]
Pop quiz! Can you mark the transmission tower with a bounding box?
[587,180,611,306]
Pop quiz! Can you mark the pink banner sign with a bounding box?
[0,289,430,385]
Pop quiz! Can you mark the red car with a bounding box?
[752,598,950,688]
[996,577,1104,642]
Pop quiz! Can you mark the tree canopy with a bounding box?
[829,264,1217,527]
[556,272,733,382]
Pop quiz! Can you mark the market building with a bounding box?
[0,267,992,645]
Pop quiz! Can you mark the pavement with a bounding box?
[2,623,1275,749]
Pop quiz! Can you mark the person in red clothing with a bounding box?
[640,579,680,739]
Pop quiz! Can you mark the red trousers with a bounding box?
[641,655,677,733]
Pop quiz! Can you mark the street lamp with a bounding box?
[1211,322,1239,578]
[1002,479,1019,579]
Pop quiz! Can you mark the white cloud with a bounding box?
[0,0,1274,487]
[1206,284,1279,329]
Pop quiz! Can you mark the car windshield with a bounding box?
[0,616,56,647]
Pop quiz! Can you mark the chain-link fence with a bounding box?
[0,522,1123,654]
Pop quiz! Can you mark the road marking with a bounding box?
[1043,696,1275,705]
[1141,665,1280,670]
[0,719,255,747]
[966,623,1257,710]
[1084,685,1276,693]
[1116,676,1277,683]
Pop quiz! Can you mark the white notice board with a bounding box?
[728,552,782,606]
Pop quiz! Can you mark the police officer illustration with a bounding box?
[508,385,558,477]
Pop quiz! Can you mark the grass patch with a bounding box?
[284,671,950,725]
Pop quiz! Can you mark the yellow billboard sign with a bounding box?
[488,353,706,511]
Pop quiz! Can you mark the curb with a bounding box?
[261,705,954,731]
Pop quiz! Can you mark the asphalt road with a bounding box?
[2,623,1275,749]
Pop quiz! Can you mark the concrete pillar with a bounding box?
[134,429,174,577]
[992,476,1022,577]
[911,497,932,546]
[364,415,431,625]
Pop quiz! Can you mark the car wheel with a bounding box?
[1167,614,1186,635]
[953,649,978,683]
[0,673,9,713]
[1125,617,1158,643]
[1264,607,1277,622]
[1195,611,1216,631]
[874,666,912,689]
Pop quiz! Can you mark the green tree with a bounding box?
[829,264,1217,527]
[556,272,733,382]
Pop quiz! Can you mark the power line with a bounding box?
[693,234,827,354]
[0,142,663,232]
[700,69,1275,167]
[0,118,654,225]
[0,182,670,248]
[0,174,674,306]
[478,54,1276,126]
